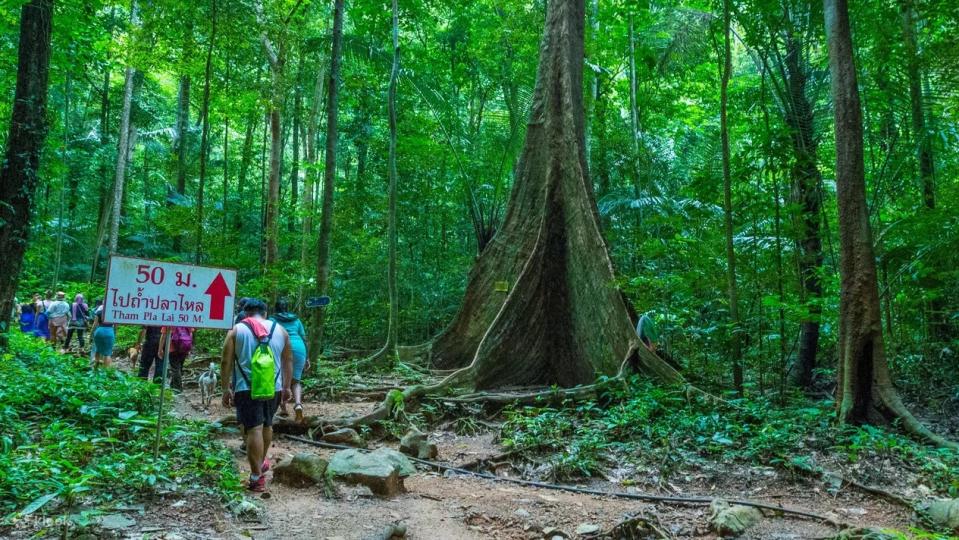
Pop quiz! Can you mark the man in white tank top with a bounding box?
[220,298,293,492]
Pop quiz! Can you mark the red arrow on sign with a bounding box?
[204,273,232,321]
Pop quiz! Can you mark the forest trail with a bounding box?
[143,360,914,540]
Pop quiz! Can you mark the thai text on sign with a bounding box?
[104,256,237,330]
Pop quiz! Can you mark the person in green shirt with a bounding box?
[270,298,309,423]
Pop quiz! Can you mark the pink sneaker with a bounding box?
[261,458,271,474]
[247,475,267,492]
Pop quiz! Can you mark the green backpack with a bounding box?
[239,320,279,400]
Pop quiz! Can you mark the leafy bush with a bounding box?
[0,333,240,522]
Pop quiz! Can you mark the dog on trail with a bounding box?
[198,362,218,408]
[128,347,139,369]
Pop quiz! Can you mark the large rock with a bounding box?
[327,448,416,497]
[273,453,329,488]
[399,429,438,460]
[370,447,417,476]
[918,498,959,532]
[322,428,366,448]
[709,499,762,537]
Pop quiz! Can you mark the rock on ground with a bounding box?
[399,429,439,460]
[709,499,763,537]
[273,453,329,488]
[327,448,416,497]
[322,428,366,448]
[918,498,959,532]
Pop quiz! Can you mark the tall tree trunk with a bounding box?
[901,0,934,210]
[784,34,824,389]
[309,0,344,361]
[172,73,190,253]
[222,115,229,239]
[238,112,256,205]
[256,0,283,268]
[427,0,682,389]
[824,0,957,450]
[901,0,948,341]
[54,66,71,288]
[289,57,302,234]
[386,0,400,355]
[0,0,54,335]
[196,0,217,264]
[109,24,138,257]
[719,0,743,394]
[368,0,401,363]
[300,62,324,265]
[66,53,79,225]
[627,16,643,205]
[90,8,116,282]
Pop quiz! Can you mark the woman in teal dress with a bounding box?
[270,298,309,423]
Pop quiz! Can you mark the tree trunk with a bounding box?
[301,61,324,265]
[256,0,284,268]
[109,58,137,254]
[222,115,229,239]
[824,0,956,450]
[289,57,302,234]
[370,0,401,362]
[309,0,344,361]
[428,0,682,389]
[783,33,824,389]
[901,0,934,210]
[54,66,71,288]
[901,0,948,342]
[627,16,643,206]
[196,0,216,264]
[90,9,119,281]
[172,74,190,253]
[719,0,743,394]
[66,57,78,225]
[238,111,256,206]
[0,0,54,335]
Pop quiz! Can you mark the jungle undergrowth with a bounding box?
[0,332,241,524]
[498,376,959,495]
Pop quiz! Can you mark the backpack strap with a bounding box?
[267,322,280,386]
[234,321,257,387]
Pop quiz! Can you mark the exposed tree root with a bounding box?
[284,435,845,528]
[877,386,959,451]
[788,460,915,510]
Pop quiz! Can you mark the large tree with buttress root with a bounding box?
[422,0,682,391]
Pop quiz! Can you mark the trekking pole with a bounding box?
[154,329,173,459]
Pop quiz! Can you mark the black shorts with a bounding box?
[234,391,281,429]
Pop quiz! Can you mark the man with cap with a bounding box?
[220,298,293,492]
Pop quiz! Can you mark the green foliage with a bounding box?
[0,333,240,522]
[501,378,959,490]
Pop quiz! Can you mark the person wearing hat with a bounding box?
[46,292,71,347]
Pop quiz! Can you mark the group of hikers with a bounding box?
[17,290,116,366]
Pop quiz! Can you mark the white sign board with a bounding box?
[104,256,237,330]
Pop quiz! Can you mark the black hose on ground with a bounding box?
[282,435,841,527]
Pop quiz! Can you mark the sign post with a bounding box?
[104,256,237,459]
[154,331,172,459]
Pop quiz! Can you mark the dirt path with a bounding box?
[151,366,917,540]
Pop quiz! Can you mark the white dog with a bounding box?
[198,362,218,408]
